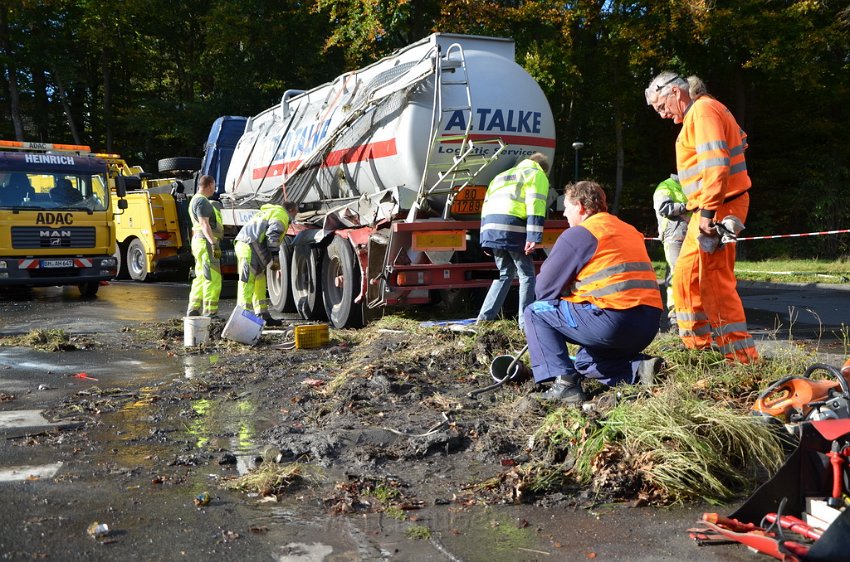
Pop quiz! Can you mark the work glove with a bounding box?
[213,246,221,260]
[269,257,281,272]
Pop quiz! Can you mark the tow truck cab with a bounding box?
[0,141,120,297]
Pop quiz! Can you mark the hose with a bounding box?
[467,344,529,399]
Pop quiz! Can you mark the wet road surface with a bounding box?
[1,279,847,560]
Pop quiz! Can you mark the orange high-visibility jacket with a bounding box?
[675,96,750,214]
[561,213,663,310]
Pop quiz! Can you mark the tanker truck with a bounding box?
[209,33,566,328]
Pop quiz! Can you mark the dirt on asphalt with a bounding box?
[0,316,762,561]
[41,317,567,510]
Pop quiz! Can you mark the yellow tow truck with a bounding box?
[101,155,198,281]
[0,141,127,296]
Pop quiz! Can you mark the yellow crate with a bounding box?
[294,323,329,349]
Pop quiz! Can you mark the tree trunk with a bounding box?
[0,8,24,140]
[102,48,112,151]
[31,67,49,140]
[612,107,624,215]
[51,68,82,145]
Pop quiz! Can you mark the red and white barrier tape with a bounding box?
[647,229,850,242]
[736,229,850,241]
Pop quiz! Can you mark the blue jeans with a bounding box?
[523,300,660,386]
[477,249,535,329]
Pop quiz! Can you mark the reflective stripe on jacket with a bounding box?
[561,213,663,310]
[480,159,549,251]
[234,204,290,267]
[676,96,750,212]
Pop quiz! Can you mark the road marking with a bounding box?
[0,409,82,438]
[0,410,64,431]
[0,462,62,483]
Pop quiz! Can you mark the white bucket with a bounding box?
[184,316,212,347]
[222,305,265,345]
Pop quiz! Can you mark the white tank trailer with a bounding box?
[216,33,565,328]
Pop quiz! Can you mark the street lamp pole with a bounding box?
[571,141,584,182]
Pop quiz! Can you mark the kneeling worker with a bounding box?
[523,181,663,403]
[234,202,298,326]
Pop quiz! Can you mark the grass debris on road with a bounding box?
[119,314,817,510]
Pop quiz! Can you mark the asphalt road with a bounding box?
[0,278,847,333]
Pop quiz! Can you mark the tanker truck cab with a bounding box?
[212,33,565,328]
[0,141,119,296]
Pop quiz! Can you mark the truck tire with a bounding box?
[290,245,326,321]
[157,157,201,175]
[322,236,363,328]
[78,281,99,298]
[268,243,296,313]
[113,242,129,279]
[127,238,151,282]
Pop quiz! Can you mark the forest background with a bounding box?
[1,0,848,259]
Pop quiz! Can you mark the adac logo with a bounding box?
[35,212,74,225]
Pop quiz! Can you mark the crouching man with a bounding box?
[523,181,663,403]
[234,201,298,326]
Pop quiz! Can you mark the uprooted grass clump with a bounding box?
[0,329,80,351]
[321,315,514,396]
[223,462,318,496]
[508,337,817,505]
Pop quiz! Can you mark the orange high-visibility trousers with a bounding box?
[672,193,758,363]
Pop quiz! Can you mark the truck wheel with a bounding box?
[78,281,99,298]
[158,157,201,174]
[113,242,129,279]
[127,238,151,282]
[268,244,295,313]
[290,245,326,321]
[321,236,363,328]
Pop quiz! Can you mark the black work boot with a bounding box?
[187,309,200,317]
[261,313,283,327]
[540,376,585,404]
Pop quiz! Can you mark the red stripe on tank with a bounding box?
[252,138,398,179]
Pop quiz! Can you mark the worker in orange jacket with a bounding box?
[645,72,758,363]
[523,181,664,403]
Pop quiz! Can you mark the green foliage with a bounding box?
[372,483,400,503]
[0,1,847,250]
[405,524,431,540]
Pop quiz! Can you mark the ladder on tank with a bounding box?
[406,43,506,222]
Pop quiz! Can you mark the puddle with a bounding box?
[183,353,220,379]
[90,382,272,475]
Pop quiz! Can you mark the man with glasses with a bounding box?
[644,72,758,364]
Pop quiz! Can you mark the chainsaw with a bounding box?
[753,362,850,423]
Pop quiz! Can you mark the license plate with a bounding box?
[41,259,73,268]
[451,185,486,216]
